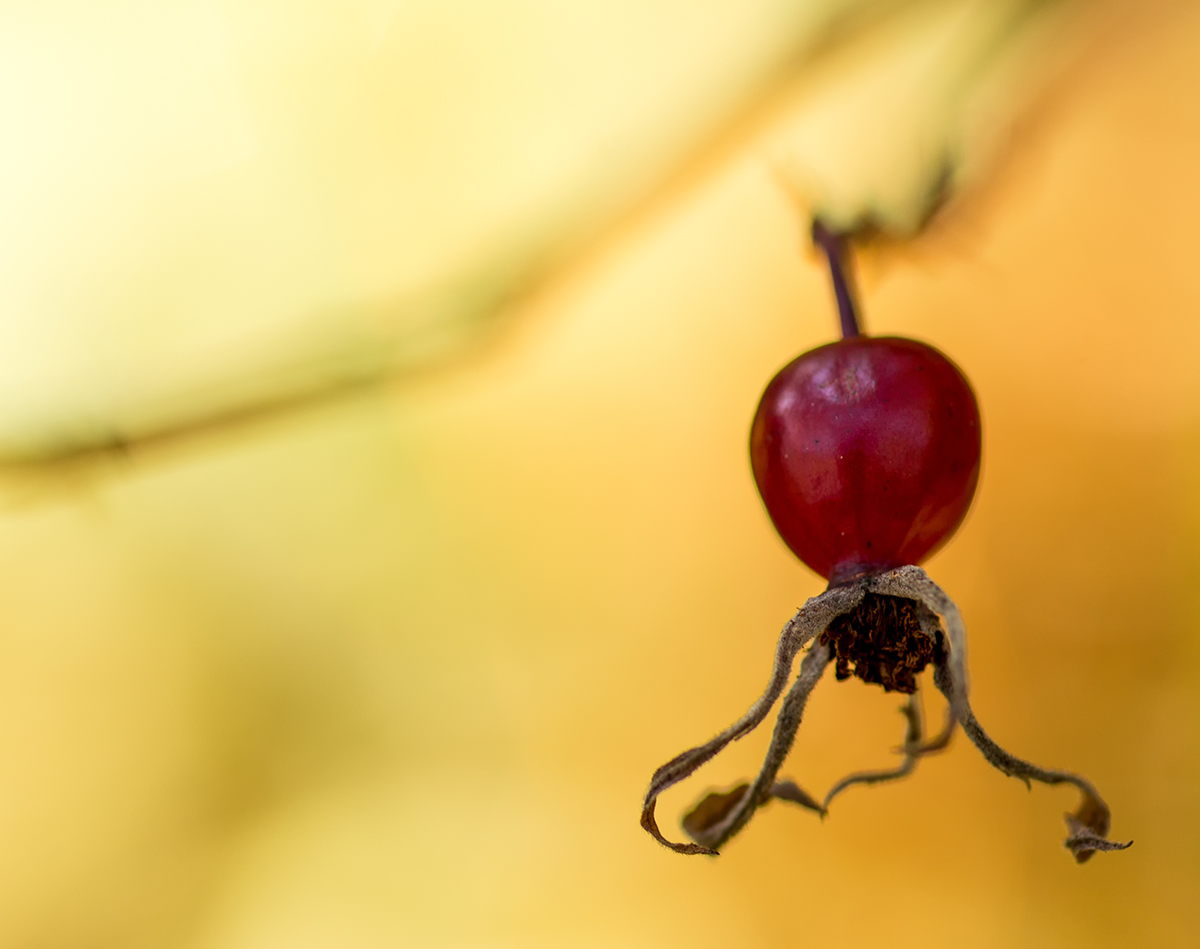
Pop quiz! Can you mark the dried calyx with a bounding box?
[640,566,1131,863]
[820,592,938,694]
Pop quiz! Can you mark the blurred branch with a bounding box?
[0,0,1082,467]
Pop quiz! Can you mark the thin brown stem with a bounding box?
[811,219,862,339]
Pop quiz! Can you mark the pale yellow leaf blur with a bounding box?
[0,0,864,458]
[773,0,1070,233]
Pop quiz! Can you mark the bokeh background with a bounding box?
[0,0,1197,946]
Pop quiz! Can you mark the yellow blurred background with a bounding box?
[0,0,1197,946]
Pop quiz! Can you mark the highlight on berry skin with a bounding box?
[640,220,1131,864]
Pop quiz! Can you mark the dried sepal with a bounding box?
[821,688,953,811]
[681,643,831,850]
[680,783,751,842]
[912,706,956,755]
[1065,815,1134,860]
[640,585,862,854]
[947,686,1132,863]
[768,779,825,813]
[641,564,1129,863]
[681,777,826,846]
[871,566,1132,863]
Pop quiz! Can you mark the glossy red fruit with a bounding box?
[750,336,981,585]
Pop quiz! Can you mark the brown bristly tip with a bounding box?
[819,592,938,694]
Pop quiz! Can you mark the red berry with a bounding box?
[750,336,981,584]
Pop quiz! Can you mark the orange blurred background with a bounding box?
[0,1,1196,946]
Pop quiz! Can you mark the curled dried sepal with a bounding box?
[1066,815,1134,861]
[912,706,956,755]
[769,779,826,813]
[641,565,1129,862]
[870,567,1132,863]
[640,586,862,854]
[821,688,955,811]
[945,679,1131,863]
[680,643,831,850]
[681,783,752,842]
[682,778,826,847]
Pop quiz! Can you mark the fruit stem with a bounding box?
[811,219,862,339]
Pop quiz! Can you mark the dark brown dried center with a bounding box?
[818,593,937,694]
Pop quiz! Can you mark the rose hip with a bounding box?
[639,219,1128,864]
[750,336,981,584]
